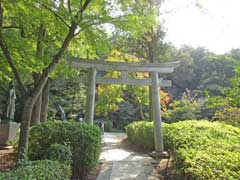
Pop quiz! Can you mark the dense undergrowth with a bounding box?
[126,120,240,179]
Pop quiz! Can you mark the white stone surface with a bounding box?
[96,133,159,180]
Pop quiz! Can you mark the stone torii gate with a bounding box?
[68,56,179,154]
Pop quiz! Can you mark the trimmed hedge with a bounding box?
[125,120,240,179]
[0,160,71,180]
[126,121,154,150]
[28,121,101,178]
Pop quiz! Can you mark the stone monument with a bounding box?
[6,82,16,121]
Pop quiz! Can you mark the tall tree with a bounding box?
[0,0,156,161]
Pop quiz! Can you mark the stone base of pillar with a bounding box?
[149,151,169,160]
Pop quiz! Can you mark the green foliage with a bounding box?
[0,56,12,83]
[168,48,196,97]
[125,121,154,149]
[213,107,240,127]
[200,95,240,126]
[165,46,236,98]
[224,62,240,107]
[198,96,227,120]
[0,160,71,180]
[96,84,124,115]
[225,87,240,107]
[49,77,86,117]
[28,121,101,178]
[110,101,148,129]
[1,0,157,78]
[47,143,72,165]
[104,120,113,132]
[0,0,157,123]
[203,95,226,109]
[164,91,239,123]
[164,99,202,123]
[195,55,235,95]
[164,120,240,180]
[126,120,240,180]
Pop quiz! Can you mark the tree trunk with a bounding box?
[139,104,145,120]
[30,23,46,126]
[40,80,49,122]
[30,73,42,125]
[1,0,83,163]
[17,23,76,162]
[148,45,154,120]
[30,92,42,125]
[17,78,48,162]
[17,96,35,161]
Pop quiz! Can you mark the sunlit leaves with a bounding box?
[1,0,157,81]
[95,84,124,115]
[107,49,139,62]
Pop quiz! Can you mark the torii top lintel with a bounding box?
[67,56,180,73]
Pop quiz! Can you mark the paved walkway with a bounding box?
[96,133,159,180]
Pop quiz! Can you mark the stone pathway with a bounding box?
[96,133,159,180]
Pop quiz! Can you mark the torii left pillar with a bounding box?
[85,68,96,125]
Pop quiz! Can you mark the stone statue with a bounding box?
[6,82,16,121]
[57,105,66,121]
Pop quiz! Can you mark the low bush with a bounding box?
[28,121,101,178]
[125,121,154,150]
[126,120,240,179]
[164,120,240,180]
[0,160,71,180]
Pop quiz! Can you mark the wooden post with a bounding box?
[85,68,96,125]
[151,72,164,152]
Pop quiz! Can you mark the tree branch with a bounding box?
[82,0,91,13]
[35,1,71,28]
[0,39,28,94]
[36,24,46,57]
[76,0,91,21]
[45,23,77,74]
[74,15,124,36]
[3,25,20,29]
[67,0,72,13]
[74,21,98,36]
[32,23,77,101]
[0,0,2,28]
[0,1,28,95]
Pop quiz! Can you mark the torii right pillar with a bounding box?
[150,71,168,158]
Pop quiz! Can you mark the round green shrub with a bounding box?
[0,160,71,180]
[47,143,72,165]
[28,121,101,178]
